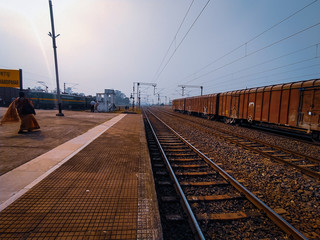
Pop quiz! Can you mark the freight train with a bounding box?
[172,79,320,141]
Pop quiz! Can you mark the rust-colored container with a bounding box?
[237,79,320,133]
[219,92,231,117]
[172,98,185,112]
[297,79,320,132]
[173,78,319,138]
[207,94,219,116]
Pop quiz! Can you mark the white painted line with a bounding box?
[0,114,126,211]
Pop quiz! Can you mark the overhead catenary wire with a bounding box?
[154,0,212,84]
[205,60,320,91]
[179,0,319,82]
[205,71,320,93]
[152,0,195,81]
[179,21,320,85]
[199,43,320,85]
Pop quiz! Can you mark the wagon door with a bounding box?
[298,83,320,132]
[247,89,256,122]
[230,92,240,119]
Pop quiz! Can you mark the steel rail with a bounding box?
[148,108,308,240]
[144,110,205,240]
[163,110,320,179]
[166,110,319,163]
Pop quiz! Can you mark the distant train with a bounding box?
[0,87,93,110]
[25,91,94,110]
[172,79,320,141]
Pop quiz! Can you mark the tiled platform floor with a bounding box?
[0,114,162,239]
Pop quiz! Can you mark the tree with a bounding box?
[114,90,130,106]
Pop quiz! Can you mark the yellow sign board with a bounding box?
[0,69,20,88]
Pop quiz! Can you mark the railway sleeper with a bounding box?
[298,164,318,168]
[283,158,305,162]
[159,140,181,144]
[161,196,179,202]
[176,171,215,176]
[166,153,198,157]
[166,149,190,153]
[165,214,185,221]
[180,181,228,186]
[271,153,290,157]
[196,211,260,221]
[161,143,185,146]
[171,164,208,168]
[153,163,165,168]
[260,149,276,153]
[155,171,169,175]
[187,193,243,201]
[157,181,172,186]
[170,158,202,162]
[163,146,189,149]
[246,143,263,147]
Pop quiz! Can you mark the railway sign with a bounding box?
[0,69,22,90]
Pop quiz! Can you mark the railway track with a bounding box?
[159,109,320,180]
[144,108,307,239]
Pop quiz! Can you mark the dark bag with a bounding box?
[21,102,36,115]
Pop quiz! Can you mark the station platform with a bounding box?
[0,113,162,239]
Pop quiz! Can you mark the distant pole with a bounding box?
[132,83,135,110]
[137,83,140,109]
[19,69,23,91]
[48,0,64,116]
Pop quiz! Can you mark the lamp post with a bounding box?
[48,0,64,116]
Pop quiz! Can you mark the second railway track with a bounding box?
[144,108,308,239]
[159,108,320,180]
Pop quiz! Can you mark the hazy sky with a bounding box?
[1,0,319,104]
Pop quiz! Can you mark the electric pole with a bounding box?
[48,0,64,116]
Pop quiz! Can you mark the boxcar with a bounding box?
[173,78,320,140]
[172,98,185,112]
[218,79,320,139]
[206,94,219,118]
[173,94,220,118]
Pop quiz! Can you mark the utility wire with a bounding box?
[199,43,320,85]
[182,21,320,84]
[204,61,320,91]
[155,0,212,83]
[153,0,195,81]
[208,57,320,88]
[206,71,320,92]
[181,0,319,81]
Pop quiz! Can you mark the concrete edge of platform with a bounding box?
[137,116,163,239]
[0,114,126,211]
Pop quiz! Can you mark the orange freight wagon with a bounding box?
[235,79,320,139]
[173,78,319,140]
[172,98,185,112]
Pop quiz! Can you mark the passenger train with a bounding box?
[25,91,93,110]
[0,87,93,110]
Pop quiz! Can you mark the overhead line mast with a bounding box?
[178,85,203,96]
[132,82,157,109]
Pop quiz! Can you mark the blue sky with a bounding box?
[0,0,319,104]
